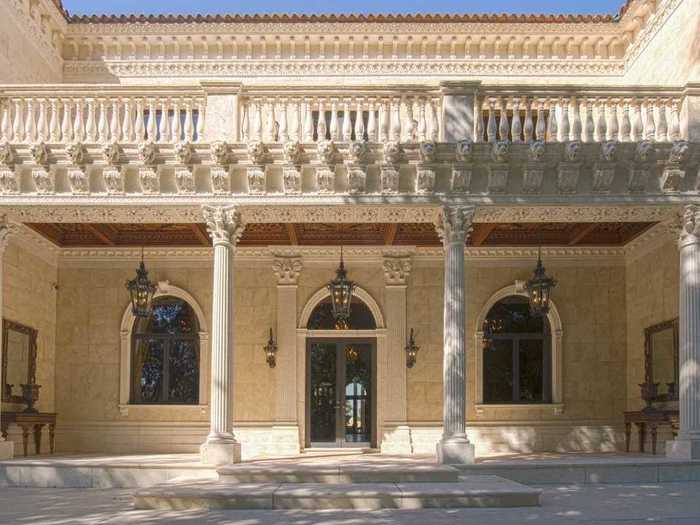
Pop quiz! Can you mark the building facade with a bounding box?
[0,0,699,464]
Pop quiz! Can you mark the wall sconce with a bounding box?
[263,328,277,368]
[405,328,420,368]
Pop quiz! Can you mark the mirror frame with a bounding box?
[644,318,679,403]
[1,319,38,404]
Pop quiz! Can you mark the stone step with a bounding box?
[133,475,541,510]
[216,463,460,484]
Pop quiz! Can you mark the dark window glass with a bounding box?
[482,295,551,404]
[131,296,200,405]
[307,297,376,330]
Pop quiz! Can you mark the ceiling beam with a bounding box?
[84,224,116,246]
[190,224,211,246]
[384,223,398,245]
[470,223,498,246]
[568,223,598,245]
[286,224,299,245]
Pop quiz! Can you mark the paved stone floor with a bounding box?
[2,482,700,524]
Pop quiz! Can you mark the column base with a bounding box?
[666,438,700,460]
[437,437,475,465]
[0,439,14,460]
[200,440,241,466]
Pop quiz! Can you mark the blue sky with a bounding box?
[62,0,626,16]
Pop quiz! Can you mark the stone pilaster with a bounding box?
[668,204,700,459]
[380,255,413,454]
[271,255,303,455]
[0,219,13,459]
[435,205,475,464]
[200,205,244,466]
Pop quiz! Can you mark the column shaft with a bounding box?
[0,223,12,460]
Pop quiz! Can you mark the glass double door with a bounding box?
[307,340,374,447]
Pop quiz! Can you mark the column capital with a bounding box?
[680,205,700,248]
[272,256,303,285]
[383,255,412,286]
[202,205,245,247]
[435,205,476,246]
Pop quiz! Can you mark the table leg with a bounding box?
[19,425,29,457]
[33,424,44,455]
[625,422,631,453]
[650,424,658,455]
[49,424,55,455]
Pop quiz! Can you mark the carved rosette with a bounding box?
[488,141,510,194]
[628,141,655,193]
[435,205,476,246]
[0,142,18,195]
[202,205,245,247]
[272,256,303,285]
[592,141,618,194]
[661,140,690,193]
[557,141,582,194]
[522,140,546,194]
[383,256,412,286]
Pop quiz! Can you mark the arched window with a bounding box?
[482,295,552,404]
[131,296,200,405]
[307,297,377,330]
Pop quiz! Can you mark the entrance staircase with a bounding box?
[133,461,541,510]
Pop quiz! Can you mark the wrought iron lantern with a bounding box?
[524,248,557,317]
[405,328,420,368]
[125,248,157,318]
[263,328,277,368]
[327,246,356,330]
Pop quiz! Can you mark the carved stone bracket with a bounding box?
[210,141,231,195]
[488,141,509,194]
[522,140,546,194]
[592,141,619,194]
[661,140,689,193]
[0,143,18,195]
[628,141,655,193]
[272,256,303,285]
[383,256,412,286]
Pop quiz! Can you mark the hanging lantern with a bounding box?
[327,246,356,329]
[125,248,157,318]
[263,328,278,368]
[405,328,420,368]
[525,248,557,317]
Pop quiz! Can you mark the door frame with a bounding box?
[305,336,378,448]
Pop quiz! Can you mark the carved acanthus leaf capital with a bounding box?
[680,204,700,246]
[272,256,303,285]
[383,256,412,286]
[202,205,245,246]
[435,205,476,246]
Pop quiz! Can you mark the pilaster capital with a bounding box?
[680,204,700,248]
[435,205,476,246]
[202,205,245,247]
[272,256,303,286]
[383,256,412,286]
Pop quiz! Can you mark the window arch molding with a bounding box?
[299,286,385,330]
[474,281,563,408]
[119,280,209,414]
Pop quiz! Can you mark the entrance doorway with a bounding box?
[306,339,376,448]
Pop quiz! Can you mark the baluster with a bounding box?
[546,98,558,142]
[25,99,36,143]
[402,97,414,142]
[342,100,352,142]
[474,95,484,143]
[49,99,59,142]
[511,97,522,143]
[498,96,509,141]
[159,98,170,143]
[73,99,84,142]
[583,99,594,143]
[196,99,205,142]
[13,99,25,143]
[121,98,133,142]
[570,97,581,141]
[656,98,668,142]
[278,99,289,143]
[670,99,680,141]
[263,101,274,142]
[535,100,546,142]
[317,99,327,141]
[61,99,73,143]
[37,98,48,142]
[134,98,145,142]
[594,99,606,142]
[557,97,569,143]
[0,101,11,142]
[172,99,182,142]
[607,99,619,141]
[429,98,439,141]
[367,100,377,142]
[240,101,250,142]
[85,98,97,142]
[487,98,497,142]
[379,99,389,142]
[109,99,120,143]
[643,98,655,141]
[98,98,108,143]
[523,97,533,143]
[390,97,401,142]
[619,100,630,142]
[147,99,158,142]
[329,99,339,141]
[354,99,365,141]
[417,98,427,142]
[630,98,643,142]
[184,99,194,142]
[303,99,314,142]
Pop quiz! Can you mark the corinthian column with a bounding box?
[0,219,13,460]
[200,205,244,466]
[668,204,700,459]
[435,205,475,464]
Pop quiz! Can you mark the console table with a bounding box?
[0,412,56,457]
[624,409,679,455]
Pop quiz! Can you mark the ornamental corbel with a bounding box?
[488,140,509,194]
[174,141,196,194]
[451,140,472,193]
[380,141,402,194]
[210,141,231,195]
[522,140,545,194]
[282,140,305,195]
[30,142,54,194]
[0,142,18,195]
[660,140,689,193]
[246,141,269,195]
[65,142,90,195]
[592,140,618,194]
[628,141,655,193]
[557,140,582,194]
[315,140,337,194]
[137,141,160,194]
[102,142,124,195]
[272,256,303,285]
[383,256,412,286]
[346,141,370,194]
[415,141,437,195]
